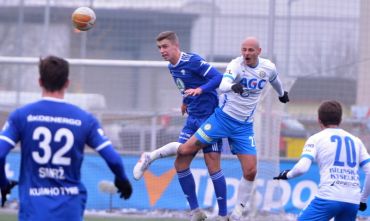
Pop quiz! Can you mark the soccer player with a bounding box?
[0,55,133,221]
[134,36,289,221]
[274,100,370,221]
[133,31,226,221]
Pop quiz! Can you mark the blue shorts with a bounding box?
[179,115,222,154]
[298,197,359,221]
[194,108,256,155]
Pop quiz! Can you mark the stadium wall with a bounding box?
[3,152,370,217]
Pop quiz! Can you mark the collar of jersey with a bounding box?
[42,97,65,103]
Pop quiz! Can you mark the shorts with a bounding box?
[179,115,222,154]
[194,108,256,155]
[298,197,358,221]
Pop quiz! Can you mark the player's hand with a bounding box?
[231,83,244,95]
[1,180,18,207]
[359,202,367,211]
[273,170,290,180]
[279,91,289,103]
[184,88,202,97]
[181,104,187,116]
[114,177,133,200]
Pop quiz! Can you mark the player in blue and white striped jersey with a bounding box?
[274,100,370,221]
[133,31,226,221]
[0,56,132,221]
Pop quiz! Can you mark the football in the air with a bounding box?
[71,7,96,31]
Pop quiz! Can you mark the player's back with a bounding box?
[311,128,368,204]
[11,98,104,221]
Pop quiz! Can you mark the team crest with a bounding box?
[259,71,266,78]
[204,123,212,131]
[181,69,186,75]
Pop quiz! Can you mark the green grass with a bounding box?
[0,213,186,221]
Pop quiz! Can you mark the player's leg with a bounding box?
[133,116,197,180]
[204,143,227,218]
[132,141,181,180]
[175,116,208,221]
[192,112,228,219]
[230,154,256,220]
[174,153,206,220]
[229,122,257,220]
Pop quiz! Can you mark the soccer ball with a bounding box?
[71,7,96,31]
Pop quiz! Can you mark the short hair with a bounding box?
[156,31,179,44]
[318,100,342,126]
[39,55,69,92]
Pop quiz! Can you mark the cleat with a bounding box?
[190,208,207,221]
[205,215,229,221]
[133,152,151,180]
[229,204,244,221]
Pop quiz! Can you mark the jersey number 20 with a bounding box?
[331,135,356,168]
[32,126,74,166]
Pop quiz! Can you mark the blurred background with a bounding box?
[1,0,370,219]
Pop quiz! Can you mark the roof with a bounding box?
[289,76,356,106]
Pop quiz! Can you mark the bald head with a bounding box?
[241,36,261,67]
[242,37,260,49]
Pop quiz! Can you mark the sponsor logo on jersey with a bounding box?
[181,69,186,75]
[176,78,185,92]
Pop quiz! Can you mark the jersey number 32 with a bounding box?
[32,126,74,166]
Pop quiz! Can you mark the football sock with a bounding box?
[211,170,227,216]
[149,142,181,161]
[235,177,254,209]
[178,168,199,210]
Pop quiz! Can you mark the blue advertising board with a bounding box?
[2,152,369,216]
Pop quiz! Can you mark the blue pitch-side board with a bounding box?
[3,152,370,216]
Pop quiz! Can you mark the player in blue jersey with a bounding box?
[135,36,289,221]
[274,100,370,221]
[133,31,226,221]
[0,55,132,221]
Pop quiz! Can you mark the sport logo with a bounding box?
[204,123,212,131]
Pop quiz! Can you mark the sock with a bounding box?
[211,170,227,216]
[149,142,181,161]
[178,168,199,210]
[234,177,254,211]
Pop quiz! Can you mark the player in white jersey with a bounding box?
[274,100,370,221]
[134,36,289,220]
